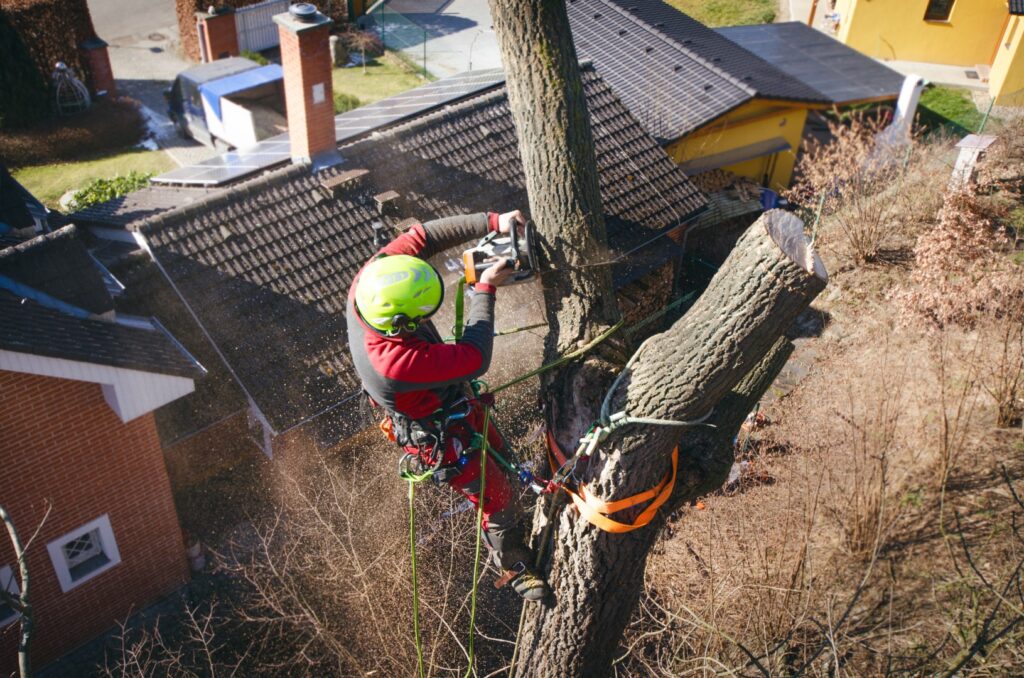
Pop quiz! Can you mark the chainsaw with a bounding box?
[462,219,537,285]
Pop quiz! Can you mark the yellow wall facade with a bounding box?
[666,100,810,190]
[990,15,1024,104]
[833,0,1006,66]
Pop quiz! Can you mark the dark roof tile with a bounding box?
[135,66,705,433]
[0,290,204,378]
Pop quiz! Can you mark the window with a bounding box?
[924,0,955,22]
[47,515,121,592]
[0,565,20,627]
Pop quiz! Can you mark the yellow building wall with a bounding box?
[665,100,810,190]
[990,15,1024,104]
[833,0,1006,66]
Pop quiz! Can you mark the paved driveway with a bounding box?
[376,0,501,78]
[85,0,216,166]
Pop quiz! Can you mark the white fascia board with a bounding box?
[87,225,138,243]
[0,349,195,423]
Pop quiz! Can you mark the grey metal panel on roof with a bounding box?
[717,23,905,105]
[568,0,751,141]
[138,66,706,434]
[152,69,506,188]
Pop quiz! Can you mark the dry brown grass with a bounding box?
[619,119,1024,677]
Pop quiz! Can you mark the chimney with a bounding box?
[196,6,239,62]
[274,4,340,169]
[79,37,116,96]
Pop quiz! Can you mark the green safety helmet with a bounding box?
[355,254,444,336]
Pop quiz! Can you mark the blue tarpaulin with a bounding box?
[199,64,283,121]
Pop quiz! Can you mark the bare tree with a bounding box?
[1,503,50,678]
[487,1,828,675]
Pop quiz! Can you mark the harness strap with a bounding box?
[546,431,679,533]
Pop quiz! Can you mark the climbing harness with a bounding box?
[404,279,708,676]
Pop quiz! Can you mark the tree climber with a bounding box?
[347,210,551,602]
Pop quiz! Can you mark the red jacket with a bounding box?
[347,213,500,420]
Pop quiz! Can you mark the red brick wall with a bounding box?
[0,371,188,670]
[278,20,336,162]
[79,42,115,95]
[201,11,239,61]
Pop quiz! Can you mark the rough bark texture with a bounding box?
[488,0,623,449]
[514,212,827,677]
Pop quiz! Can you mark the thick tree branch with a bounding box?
[516,211,826,677]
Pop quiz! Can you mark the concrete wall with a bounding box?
[0,371,188,670]
[666,100,810,190]
[990,15,1024,104]
[834,0,1006,66]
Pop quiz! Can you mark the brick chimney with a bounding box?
[196,6,239,62]
[274,4,339,168]
[79,37,116,96]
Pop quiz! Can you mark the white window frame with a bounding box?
[0,565,21,627]
[46,514,121,592]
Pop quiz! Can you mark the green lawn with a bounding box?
[918,86,990,134]
[12,148,174,209]
[663,0,775,26]
[332,52,428,108]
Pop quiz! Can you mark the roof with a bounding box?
[71,185,223,229]
[0,226,113,315]
[135,66,706,435]
[566,0,828,141]
[0,165,45,232]
[0,290,204,379]
[717,23,905,106]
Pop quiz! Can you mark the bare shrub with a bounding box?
[898,186,1019,328]
[897,175,1024,427]
[216,435,511,676]
[788,113,918,264]
[979,317,1024,427]
[101,601,248,678]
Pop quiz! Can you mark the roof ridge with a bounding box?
[0,224,78,261]
[353,63,604,147]
[134,162,310,234]
[593,0,757,97]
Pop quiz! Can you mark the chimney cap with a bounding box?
[274,4,331,32]
[290,3,319,22]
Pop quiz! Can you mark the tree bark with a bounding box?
[488,0,623,451]
[514,212,826,676]
[486,1,828,674]
[1,505,35,678]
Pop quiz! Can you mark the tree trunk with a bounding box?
[487,1,828,675]
[1,505,35,678]
[488,0,623,450]
[514,212,826,676]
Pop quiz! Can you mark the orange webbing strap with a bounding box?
[546,431,679,533]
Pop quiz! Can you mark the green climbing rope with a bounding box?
[464,405,490,677]
[454,276,466,341]
[407,480,426,678]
